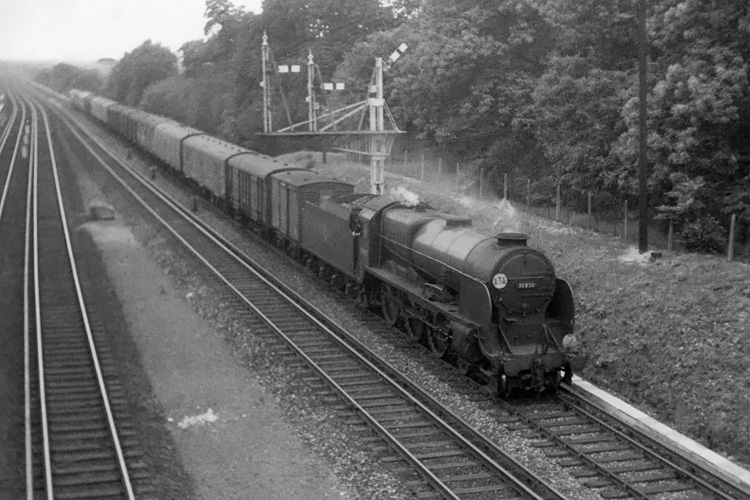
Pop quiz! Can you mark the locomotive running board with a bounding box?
[366,267,478,328]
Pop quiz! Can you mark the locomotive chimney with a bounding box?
[496,232,528,246]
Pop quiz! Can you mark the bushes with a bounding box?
[679,216,728,254]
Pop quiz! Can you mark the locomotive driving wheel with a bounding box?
[355,287,369,308]
[427,326,450,358]
[405,317,426,343]
[355,284,377,311]
[382,296,402,326]
[381,285,402,327]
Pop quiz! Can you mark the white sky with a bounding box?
[0,0,263,62]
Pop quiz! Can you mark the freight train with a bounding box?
[68,88,585,396]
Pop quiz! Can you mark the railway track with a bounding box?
[18,91,153,499]
[40,87,750,500]
[498,388,749,500]
[0,88,29,496]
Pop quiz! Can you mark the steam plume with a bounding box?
[493,198,521,233]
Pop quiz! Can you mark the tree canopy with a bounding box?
[75,0,750,253]
[35,63,104,94]
[105,40,178,106]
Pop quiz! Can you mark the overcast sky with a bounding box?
[1,0,263,62]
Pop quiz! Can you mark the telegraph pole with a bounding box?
[261,31,272,133]
[307,50,317,132]
[637,0,649,252]
[369,57,385,194]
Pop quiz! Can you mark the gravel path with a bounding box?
[68,141,358,500]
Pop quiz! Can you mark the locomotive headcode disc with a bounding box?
[492,273,508,289]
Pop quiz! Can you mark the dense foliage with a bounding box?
[42,0,750,253]
[105,40,178,107]
[35,62,104,94]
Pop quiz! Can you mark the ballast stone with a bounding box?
[89,200,116,221]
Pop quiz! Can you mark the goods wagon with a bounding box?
[136,113,168,156]
[128,110,153,145]
[82,92,95,114]
[68,89,91,111]
[269,170,354,243]
[107,104,133,138]
[108,106,142,143]
[182,135,246,198]
[89,95,116,124]
[226,153,298,225]
[151,121,204,171]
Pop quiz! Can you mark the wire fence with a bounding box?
[383,152,749,264]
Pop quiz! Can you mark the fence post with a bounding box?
[588,192,592,230]
[555,182,561,222]
[527,179,531,208]
[612,199,617,236]
[438,157,442,183]
[624,200,628,240]
[421,153,425,181]
[503,174,508,199]
[728,213,737,262]
[479,169,484,198]
[668,220,674,251]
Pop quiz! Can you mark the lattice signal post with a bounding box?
[259,33,406,195]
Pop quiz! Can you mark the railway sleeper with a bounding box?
[55,460,148,475]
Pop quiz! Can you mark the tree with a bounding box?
[176,0,398,140]
[528,0,639,196]
[379,0,554,189]
[106,40,178,106]
[262,0,396,76]
[35,63,103,94]
[140,76,198,125]
[612,1,750,250]
[532,56,630,194]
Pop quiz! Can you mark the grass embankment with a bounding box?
[284,151,750,469]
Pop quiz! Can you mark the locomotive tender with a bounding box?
[68,89,584,395]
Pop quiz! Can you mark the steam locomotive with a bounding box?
[68,88,585,395]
